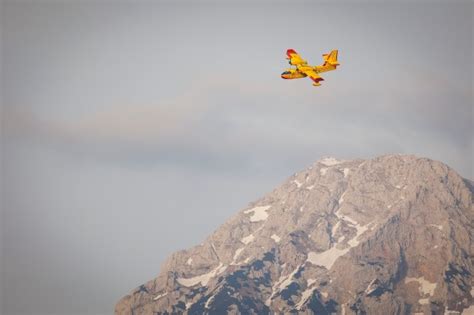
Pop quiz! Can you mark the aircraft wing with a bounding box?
[300,69,324,86]
[286,49,307,65]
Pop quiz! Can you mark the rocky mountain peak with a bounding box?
[116,154,474,314]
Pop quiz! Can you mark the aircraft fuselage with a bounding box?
[281,68,306,79]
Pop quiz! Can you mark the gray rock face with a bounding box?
[115,155,474,315]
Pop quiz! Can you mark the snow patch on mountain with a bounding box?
[307,245,350,270]
[338,190,347,204]
[232,248,244,262]
[343,168,350,177]
[244,205,271,222]
[419,297,430,305]
[271,234,281,243]
[296,285,316,310]
[365,279,379,295]
[293,180,303,188]
[405,276,437,296]
[241,234,255,244]
[307,279,316,286]
[177,263,226,287]
[320,157,343,166]
[205,293,216,309]
[153,292,167,301]
[429,224,443,231]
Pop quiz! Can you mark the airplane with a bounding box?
[281,49,339,86]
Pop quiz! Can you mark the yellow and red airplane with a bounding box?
[281,49,339,86]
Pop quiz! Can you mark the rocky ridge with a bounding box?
[116,155,474,314]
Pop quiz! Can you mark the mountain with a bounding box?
[115,155,474,315]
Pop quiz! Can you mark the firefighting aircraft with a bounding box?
[281,49,339,86]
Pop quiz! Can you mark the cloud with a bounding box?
[3,77,288,170]
[3,68,472,177]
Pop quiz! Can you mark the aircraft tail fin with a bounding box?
[322,50,339,67]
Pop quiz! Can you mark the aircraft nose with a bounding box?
[281,71,290,79]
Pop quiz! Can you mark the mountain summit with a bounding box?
[115,155,474,314]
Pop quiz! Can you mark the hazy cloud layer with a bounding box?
[5,70,472,174]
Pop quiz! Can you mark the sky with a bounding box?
[1,1,472,314]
